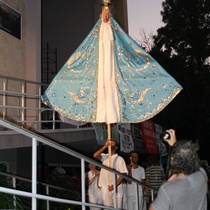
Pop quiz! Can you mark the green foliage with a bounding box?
[0,163,25,210]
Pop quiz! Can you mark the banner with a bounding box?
[93,123,119,145]
[140,120,158,154]
[117,123,134,153]
[155,124,167,156]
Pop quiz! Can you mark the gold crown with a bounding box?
[103,0,110,6]
[102,5,110,13]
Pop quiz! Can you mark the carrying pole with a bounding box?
[107,123,113,205]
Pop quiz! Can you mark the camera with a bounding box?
[160,131,171,141]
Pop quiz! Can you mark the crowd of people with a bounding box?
[85,129,209,210]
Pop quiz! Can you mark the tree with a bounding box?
[137,28,155,52]
[150,0,210,161]
[154,0,209,73]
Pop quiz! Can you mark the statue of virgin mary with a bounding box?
[42,2,182,124]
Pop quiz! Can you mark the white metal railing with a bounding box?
[0,75,66,130]
[0,118,155,210]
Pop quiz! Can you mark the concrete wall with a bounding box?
[0,0,41,125]
[0,0,41,81]
[0,0,26,78]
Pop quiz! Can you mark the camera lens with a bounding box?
[160,131,171,141]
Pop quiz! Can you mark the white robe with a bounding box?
[96,20,120,123]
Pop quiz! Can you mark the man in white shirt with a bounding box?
[93,140,128,208]
[127,151,146,210]
[86,163,102,210]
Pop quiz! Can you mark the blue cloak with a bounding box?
[42,17,182,123]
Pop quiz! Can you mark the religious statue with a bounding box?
[42,2,182,124]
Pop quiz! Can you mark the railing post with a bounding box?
[21,82,26,127]
[38,85,42,130]
[2,79,7,119]
[151,189,154,202]
[81,159,86,210]
[46,185,50,210]
[32,137,37,210]
[113,173,117,208]
[134,183,139,210]
[12,177,17,208]
[52,110,55,129]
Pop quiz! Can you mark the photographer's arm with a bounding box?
[165,129,178,181]
[164,129,177,146]
[149,129,178,210]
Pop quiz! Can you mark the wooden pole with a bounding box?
[107,123,113,205]
[107,123,111,167]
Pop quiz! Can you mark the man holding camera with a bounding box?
[149,129,208,210]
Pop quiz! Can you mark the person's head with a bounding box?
[110,140,118,152]
[130,151,139,165]
[147,154,159,166]
[88,163,96,171]
[171,140,200,175]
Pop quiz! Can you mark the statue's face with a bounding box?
[102,12,109,22]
